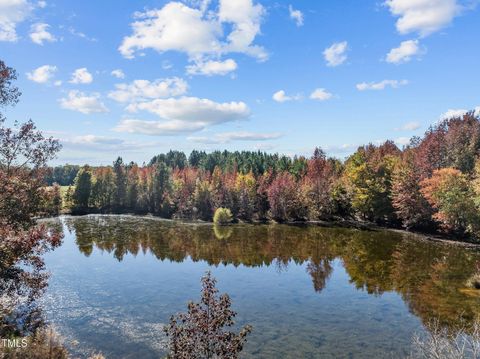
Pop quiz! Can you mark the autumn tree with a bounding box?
[302,148,335,220]
[344,142,399,223]
[420,168,480,236]
[267,172,306,222]
[194,179,213,220]
[392,150,433,230]
[235,172,256,221]
[444,112,480,174]
[164,272,252,358]
[171,168,197,218]
[0,60,62,336]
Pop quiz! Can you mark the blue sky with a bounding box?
[1,0,479,165]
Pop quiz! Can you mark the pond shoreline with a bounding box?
[47,213,480,249]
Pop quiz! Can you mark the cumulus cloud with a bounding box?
[356,79,408,91]
[29,22,56,45]
[186,59,237,76]
[310,88,333,101]
[395,121,421,131]
[323,41,348,67]
[384,0,466,37]
[289,5,304,26]
[59,90,109,114]
[0,0,33,42]
[69,68,93,84]
[108,77,188,103]
[119,1,267,73]
[26,65,57,83]
[272,90,301,103]
[111,69,125,79]
[440,107,480,120]
[188,131,282,144]
[386,39,422,64]
[115,96,250,135]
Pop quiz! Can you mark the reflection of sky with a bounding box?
[42,218,423,358]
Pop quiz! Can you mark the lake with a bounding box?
[41,215,480,358]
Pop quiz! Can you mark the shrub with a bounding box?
[213,207,233,225]
[164,272,252,358]
[409,319,480,359]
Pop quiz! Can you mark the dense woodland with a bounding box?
[47,111,480,240]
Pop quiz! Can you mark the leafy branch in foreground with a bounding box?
[164,272,252,359]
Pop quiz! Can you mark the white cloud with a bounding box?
[186,58,237,76]
[29,22,56,45]
[323,41,348,67]
[111,69,125,79]
[384,0,464,37]
[386,39,422,64]
[289,5,304,26]
[0,0,33,42]
[63,134,162,152]
[26,65,57,83]
[108,77,188,103]
[188,131,282,144]
[115,119,206,135]
[119,0,267,70]
[119,2,220,59]
[68,27,97,42]
[115,96,250,135]
[59,90,108,114]
[70,135,125,146]
[440,107,480,120]
[310,88,333,101]
[217,0,267,60]
[395,136,411,146]
[395,121,420,131]
[356,79,408,91]
[69,68,93,84]
[272,90,301,103]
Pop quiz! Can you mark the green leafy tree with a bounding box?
[152,162,173,216]
[194,179,213,220]
[113,157,127,210]
[73,166,92,210]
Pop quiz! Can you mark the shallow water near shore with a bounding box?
[41,215,480,358]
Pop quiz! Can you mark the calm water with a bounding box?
[41,215,480,358]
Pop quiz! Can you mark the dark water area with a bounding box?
[41,215,480,358]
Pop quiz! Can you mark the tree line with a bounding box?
[62,110,480,240]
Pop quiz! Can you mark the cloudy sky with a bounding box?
[1,0,479,165]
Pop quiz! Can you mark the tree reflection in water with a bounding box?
[64,215,480,331]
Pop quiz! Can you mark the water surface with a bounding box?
[42,215,480,358]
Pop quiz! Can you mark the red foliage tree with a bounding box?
[267,172,306,222]
[0,60,62,336]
